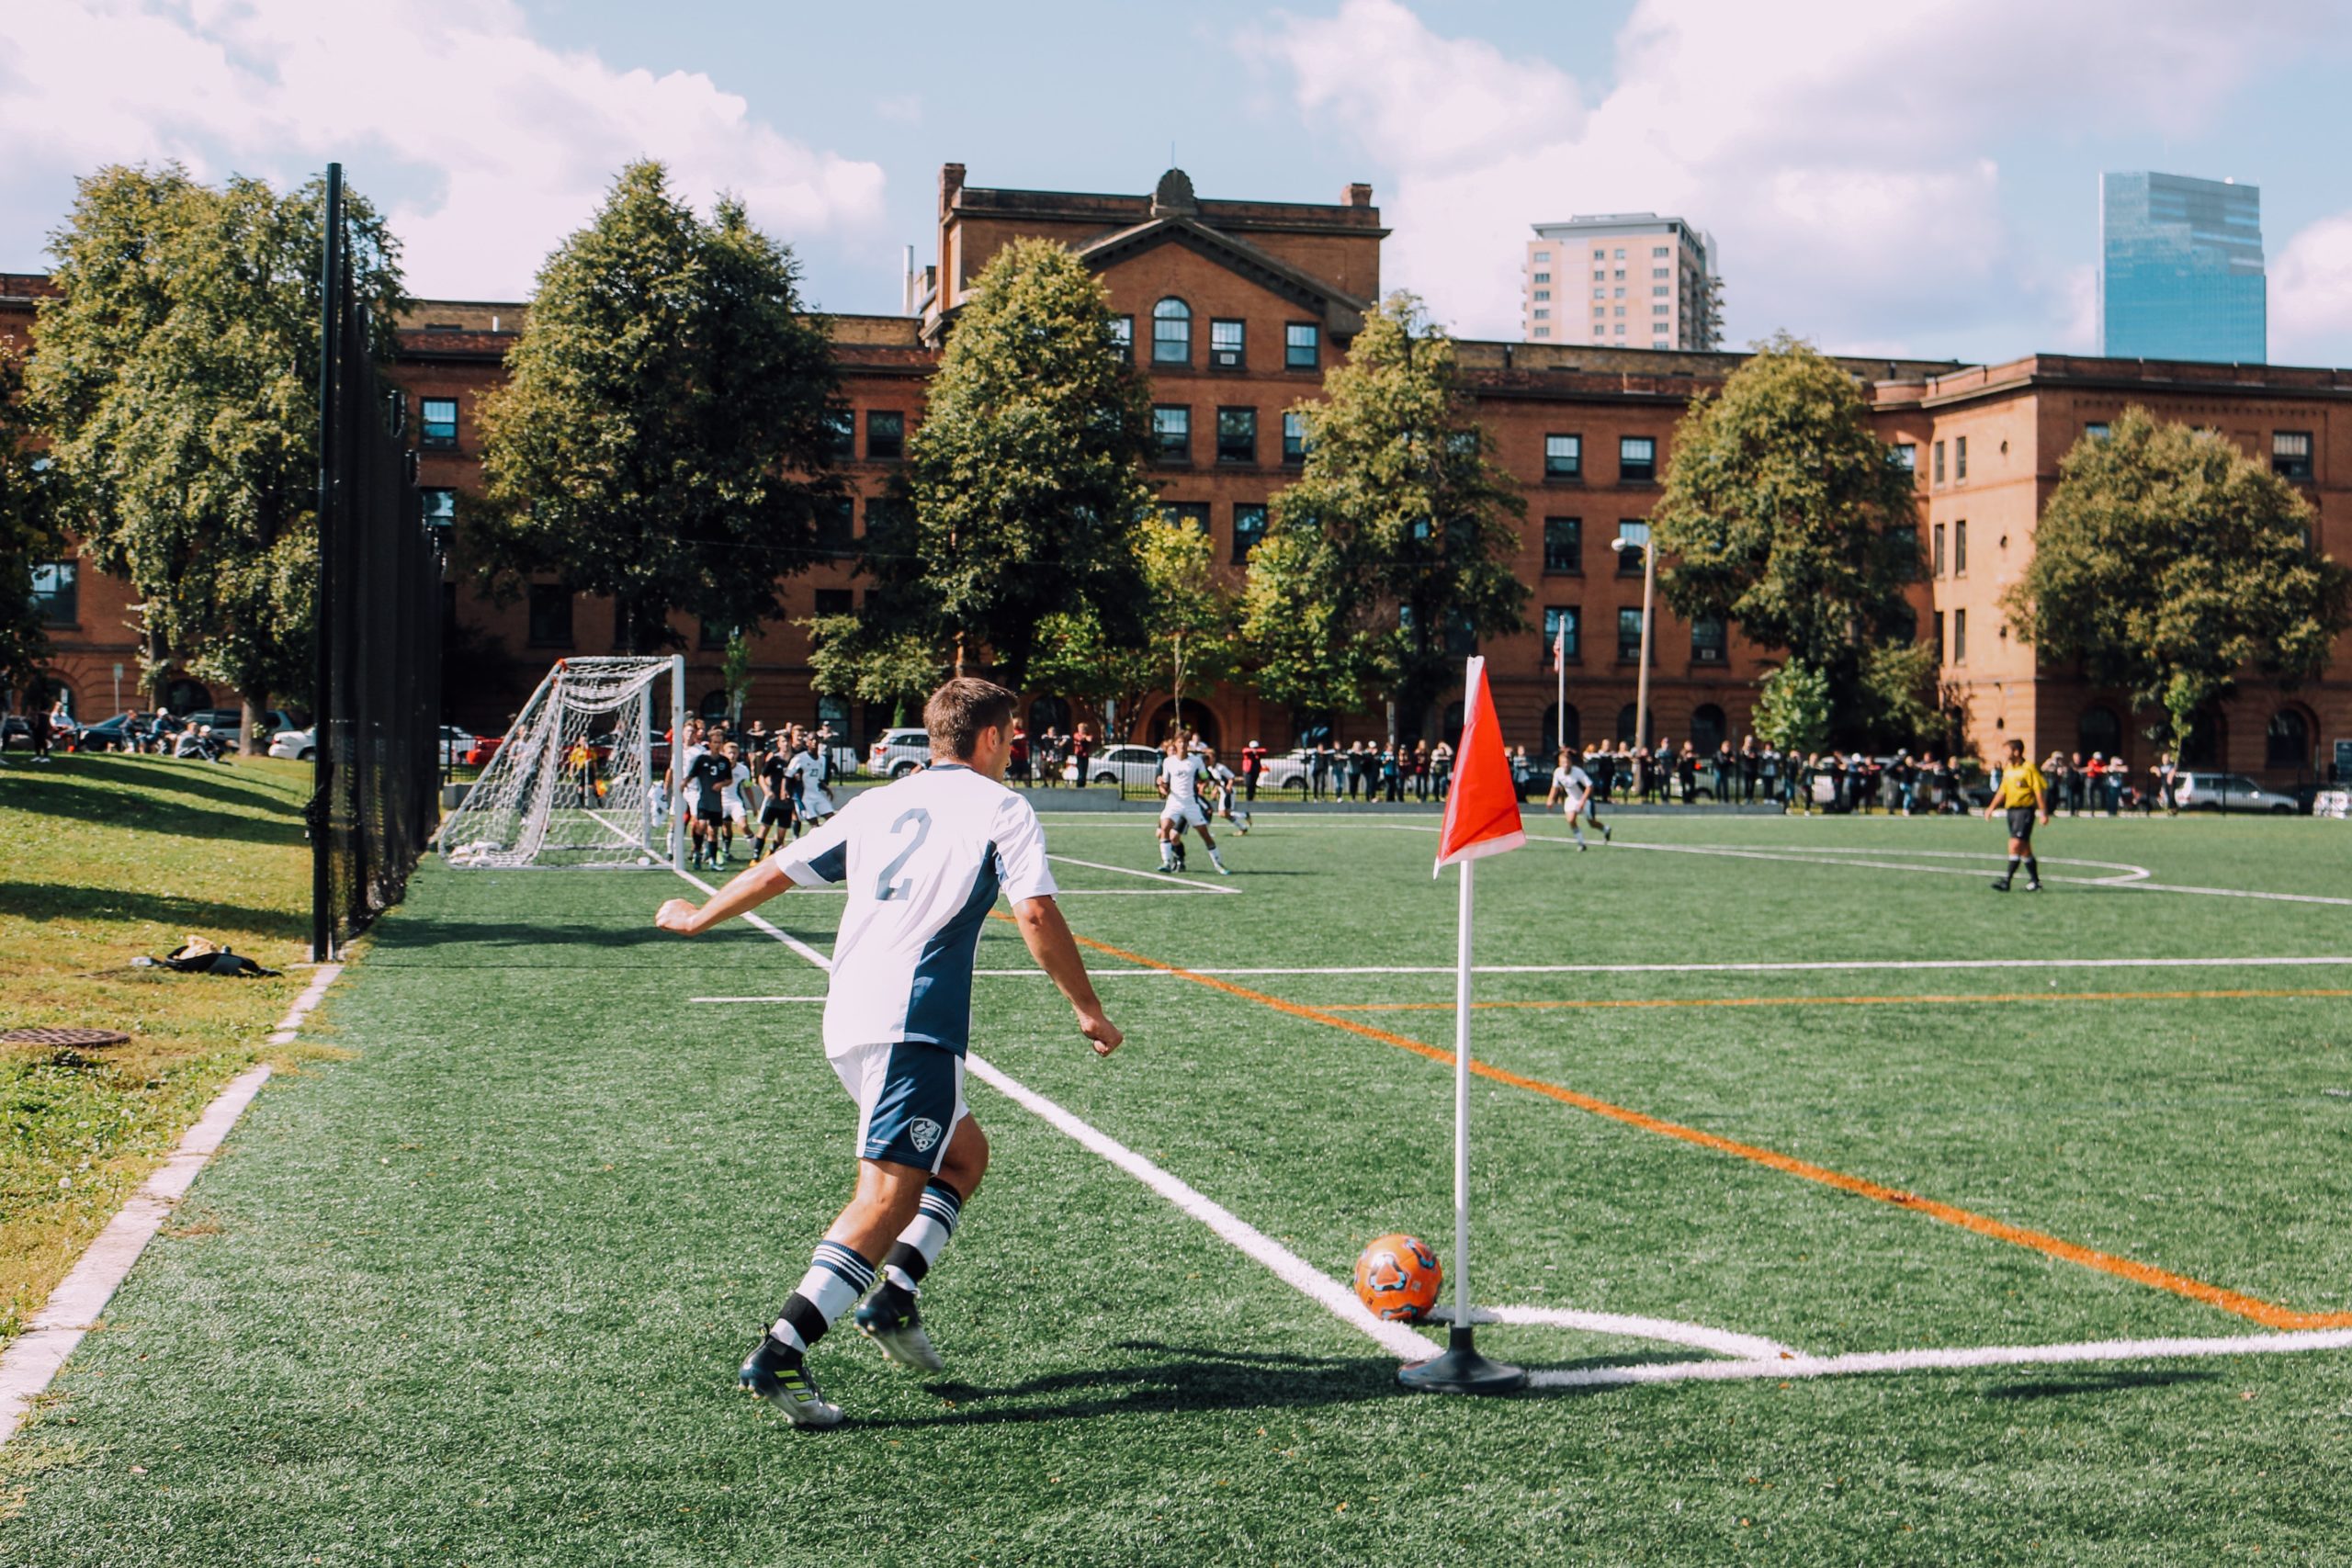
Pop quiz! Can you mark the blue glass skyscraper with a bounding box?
[2098,172,2265,363]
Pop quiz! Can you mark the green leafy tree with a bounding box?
[1647,333,1924,740]
[1751,660,1831,756]
[1245,294,1528,738]
[474,161,843,655]
[820,237,1156,693]
[1028,510,1238,739]
[28,163,402,746]
[2004,406,2350,753]
[0,348,62,703]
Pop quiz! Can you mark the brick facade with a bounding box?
[7,170,2351,784]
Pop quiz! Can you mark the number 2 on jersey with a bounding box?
[874,807,933,901]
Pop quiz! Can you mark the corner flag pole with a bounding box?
[1401,656,1526,1396]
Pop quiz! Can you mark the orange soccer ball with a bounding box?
[1353,1233,1442,1322]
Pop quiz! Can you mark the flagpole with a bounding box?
[1400,658,1525,1396]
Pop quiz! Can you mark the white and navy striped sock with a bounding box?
[882,1179,963,1296]
[770,1239,876,1353]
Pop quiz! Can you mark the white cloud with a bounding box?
[1258,0,2312,356]
[2273,212,2352,364]
[0,0,887,299]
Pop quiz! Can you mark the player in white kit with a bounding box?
[1154,734,1229,874]
[1546,746,1611,851]
[655,680,1122,1427]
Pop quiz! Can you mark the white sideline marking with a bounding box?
[671,864,2352,1391]
[0,963,343,1448]
[690,996,828,1004]
[1047,854,1238,894]
[677,871,834,971]
[950,954,2352,981]
[1527,1327,2352,1392]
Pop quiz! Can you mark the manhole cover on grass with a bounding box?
[1,1027,131,1048]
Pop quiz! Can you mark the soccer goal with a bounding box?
[439,656,684,870]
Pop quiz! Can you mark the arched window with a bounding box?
[1152,298,1192,365]
[817,694,851,739]
[1028,695,1071,736]
[2077,705,2122,758]
[1617,703,1640,743]
[698,689,731,721]
[163,677,210,715]
[2267,707,2312,769]
[1441,700,1464,750]
[1690,703,1726,753]
[1539,703,1580,752]
[2180,712,2223,769]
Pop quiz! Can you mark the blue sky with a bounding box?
[8,0,2352,364]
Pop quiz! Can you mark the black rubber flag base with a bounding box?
[1398,1325,1526,1395]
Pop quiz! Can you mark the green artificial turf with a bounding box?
[6,808,2352,1563]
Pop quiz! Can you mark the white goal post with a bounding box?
[438,656,686,870]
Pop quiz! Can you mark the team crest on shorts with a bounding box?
[909,1118,943,1154]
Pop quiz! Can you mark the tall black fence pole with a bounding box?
[311,162,343,962]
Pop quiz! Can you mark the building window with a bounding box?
[527,585,573,648]
[1544,434,1581,479]
[1209,319,1246,370]
[1216,407,1257,464]
[1533,272,1551,285]
[865,410,905,461]
[1934,612,1946,664]
[1617,606,1645,660]
[1544,606,1579,664]
[1534,250,1551,263]
[1932,523,1946,576]
[815,497,854,556]
[2274,431,2314,480]
[1160,502,1210,536]
[1691,615,1726,664]
[1932,440,1946,484]
[1233,502,1268,563]
[1893,442,1917,473]
[1533,328,1550,339]
[1279,411,1317,465]
[1532,309,1550,320]
[1152,405,1190,461]
[30,561,76,626]
[420,397,458,449]
[1955,434,1968,481]
[813,588,852,617]
[1108,316,1133,359]
[2085,422,2110,442]
[1953,607,1967,664]
[2267,707,2311,768]
[1534,290,1551,302]
[1543,516,1582,574]
[1652,304,1669,316]
[1152,299,1192,365]
[1954,520,1968,575]
[1619,436,1657,483]
[699,617,731,651]
[1618,523,1647,575]
[824,411,854,462]
[422,488,457,535]
[1283,322,1318,369]
[1653,245,1668,257]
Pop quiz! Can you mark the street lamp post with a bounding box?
[1612,523,1657,756]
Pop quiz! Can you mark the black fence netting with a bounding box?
[311,164,443,958]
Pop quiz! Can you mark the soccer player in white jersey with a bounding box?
[1545,746,1610,851]
[1154,733,1229,874]
[1200,746,1250,835]
[654,679,1123,1427]
[787,738,836,828]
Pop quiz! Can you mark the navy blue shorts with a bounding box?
[831,1040,968,1172]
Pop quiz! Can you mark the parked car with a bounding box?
[864,728,931,778]
[438,725,476,767]
[1084,743,1165,788]
[2173,772,2299,814]
[1254,747,1321,791]
[72,712,161,751]
[268,727,315,761]
[187,707,301,746]
[464,733,506,769]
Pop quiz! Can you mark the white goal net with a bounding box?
[438,656,682,870]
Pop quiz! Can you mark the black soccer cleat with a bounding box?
[854,1287,944,1372]
[1990,878,2011,892]
[739,1334,842,1427]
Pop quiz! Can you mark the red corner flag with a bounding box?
[1433,656,1526,874]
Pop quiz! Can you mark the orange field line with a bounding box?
[1014,915,2352,1332]
[1319,987,2352,1014]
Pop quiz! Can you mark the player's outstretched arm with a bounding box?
[655,859,791,936]
[1011,895,1122,1056]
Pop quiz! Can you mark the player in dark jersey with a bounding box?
[686,743,733,872]
[752,740,797,862]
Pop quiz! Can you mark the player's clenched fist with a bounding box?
[1080,1012,1123,1057]
[655,898,702,935]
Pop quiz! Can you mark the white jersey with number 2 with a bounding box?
[770,763,1056,1058]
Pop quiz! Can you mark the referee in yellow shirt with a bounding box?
[1984,738,2052,892]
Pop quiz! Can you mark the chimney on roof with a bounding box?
[940,163,966,217]
[1344,182,1374,209]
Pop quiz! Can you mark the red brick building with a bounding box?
[9,165,2350,783]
